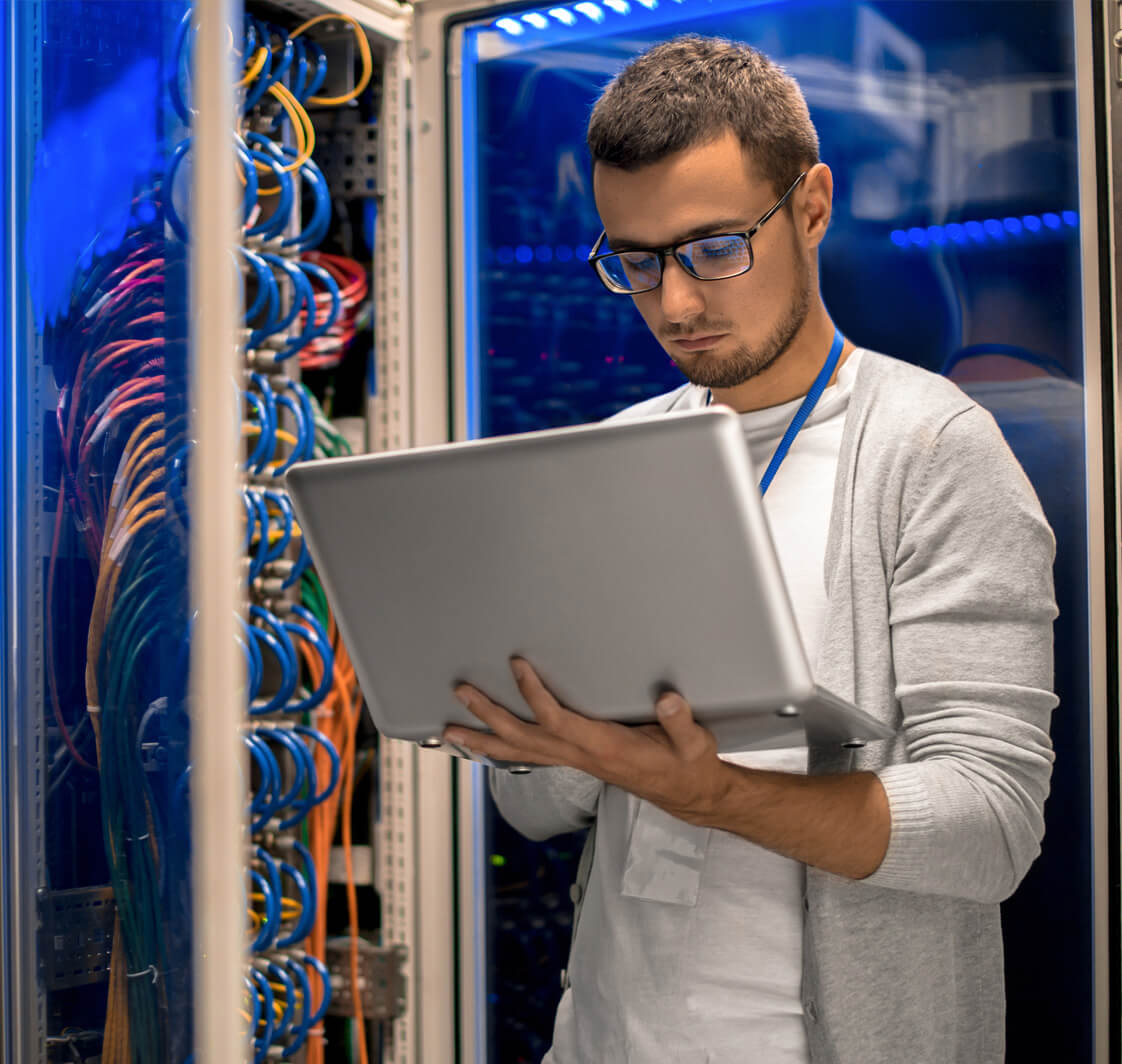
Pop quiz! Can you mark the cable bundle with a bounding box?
[45,211,188,1061]
[241,479,342,1061]
[228,11,378,1059]
[241,382,371,1064]
[296,251,369,371]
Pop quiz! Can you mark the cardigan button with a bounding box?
[805,1001,818,1022]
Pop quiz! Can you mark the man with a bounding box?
[442,36,1057,1064]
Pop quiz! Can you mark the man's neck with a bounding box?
[709,303,854,414]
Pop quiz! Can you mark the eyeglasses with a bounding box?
[587,171,807,295]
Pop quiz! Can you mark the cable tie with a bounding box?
[126,964,160,985]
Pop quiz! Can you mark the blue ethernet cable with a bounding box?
[280,150,331,251]
[281,954,313,1056]
[281,535,312,590]
[300,953,332,1026]
[268,32,296,91]
[248,867,278,952]
[240,246,277,326]
[244,146,295,242]
[281,604,335,714]
[289,839,320,938]
[304,41,329,100]
[255,726,311,820]
[246,491,272,582]
[241,610,265,697]
[246,253,284,350]
[248,373,279,474]
[245,974,262,1045]
[243,389,274,474]
[246,727,280,795]
[275,857,314,947]
[271,396,310,476]
[241,489,258,554]
[243,18,275,113]
[289,36,309,104]
[239,610,265,699]
[258,252,317,361]
[294,259,342,347]
[293,726,340,806]
[249,966,275,1063]
[284,379,319,462]
[261,490,295,563]
[260,959,297,1040]
[255,846,284,948]
[247,609,298,714]
[245,734,279,826]
[236,137,261,223]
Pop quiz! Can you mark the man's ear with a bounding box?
[799,162,833,249]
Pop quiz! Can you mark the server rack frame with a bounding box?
[411,2,1121,1063]
[3,2,53,1060]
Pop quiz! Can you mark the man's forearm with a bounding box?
[693,762,892,880]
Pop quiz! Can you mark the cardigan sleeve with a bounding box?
[489,764,602,842]
[861,403,1058,903]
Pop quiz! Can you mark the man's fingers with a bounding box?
[509,658,596,737]
[655,692,712,760]
[452,681,578,764]
[454,684,541,745]
[441,725,553,767]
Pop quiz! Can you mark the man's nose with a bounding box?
[657,257,706,324]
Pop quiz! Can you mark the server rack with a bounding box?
[3,1,1120,1063]
[410,1,1118,1062]
[1,1,445,1062]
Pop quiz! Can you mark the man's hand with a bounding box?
[444,657,733,826]
[446,657,892,880]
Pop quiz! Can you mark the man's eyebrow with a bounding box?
[606,219,752,250]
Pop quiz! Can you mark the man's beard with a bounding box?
[664,257,813,391]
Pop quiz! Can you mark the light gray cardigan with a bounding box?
[491,351,1058,1063]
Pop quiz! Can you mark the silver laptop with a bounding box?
[284,407,893,764]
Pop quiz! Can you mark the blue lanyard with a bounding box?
[707,327,845,496]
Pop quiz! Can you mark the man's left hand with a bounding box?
[443,657,731,826]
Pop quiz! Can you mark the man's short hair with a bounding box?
[587,35,820,196]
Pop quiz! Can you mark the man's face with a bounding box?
[593,130,812,390]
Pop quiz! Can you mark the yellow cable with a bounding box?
[119,467,164,527]
[289,14,374,106]
[268,82,315,171]
[246,85,314,185]
[120,505,167,545]
[269,981,304,998]
[242,425,300,449]
[248,529,290,548]
[239,46,268,87]
[248,892,303,914]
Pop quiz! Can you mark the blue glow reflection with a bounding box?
[891,211,1079,250]
[23,60,159,330]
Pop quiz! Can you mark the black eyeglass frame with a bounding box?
[587,170,808,295]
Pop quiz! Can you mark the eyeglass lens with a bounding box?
[597,234,753,292]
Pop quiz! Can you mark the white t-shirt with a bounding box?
[546,349,864,1064]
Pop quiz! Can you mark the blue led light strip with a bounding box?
[891,211,1078,249]
[485,0,745,50]
[493,0,664,34]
